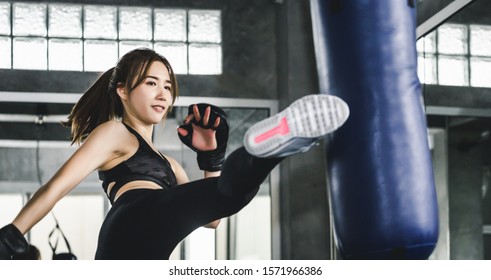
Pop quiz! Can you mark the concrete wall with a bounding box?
[276,0,331,260]
[447,121,485,259]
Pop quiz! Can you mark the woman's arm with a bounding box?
[175,104,228,229]
[202,170,221,228]
[166,156,221,229]
[166,155,190,185]
[12,121,125,234]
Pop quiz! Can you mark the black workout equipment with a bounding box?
[0,224,29,260]
[48,214,77,260]
[311,0,439,259]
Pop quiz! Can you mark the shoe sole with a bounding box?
[244,94,349,157]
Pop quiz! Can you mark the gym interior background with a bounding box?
[0,0,490,260]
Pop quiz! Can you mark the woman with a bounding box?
[0,48,349,260]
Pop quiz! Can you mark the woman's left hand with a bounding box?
[177,105,221,152]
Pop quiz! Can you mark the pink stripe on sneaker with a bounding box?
[254,117,290,143]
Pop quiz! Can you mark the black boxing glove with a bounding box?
[0,224,29,260]
[178,103,229,172]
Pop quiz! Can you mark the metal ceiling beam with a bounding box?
[0,114,67,123]
[0,91,278,111]
[417,0,476,39]
[426,106,491,117]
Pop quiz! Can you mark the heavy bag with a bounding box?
[310,0,439,259]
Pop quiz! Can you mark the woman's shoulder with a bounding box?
[162,154,188,184]
[91,120,128,135]
[82,120,136,155]
[162,154,178,166]
[97,119,126,129]
[85,120,133,145]
[162,154,183,171]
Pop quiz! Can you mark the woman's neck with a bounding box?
[122,118,154,143]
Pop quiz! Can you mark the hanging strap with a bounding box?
[48,213,73,255]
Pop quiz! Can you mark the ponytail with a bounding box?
[63,67,122,145]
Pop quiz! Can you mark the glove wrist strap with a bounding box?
[197,148,226,171]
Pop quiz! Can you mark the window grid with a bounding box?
[81,5,85,71]
[418,23,491,88]
[9,2,12,69]
[0,2,222,75]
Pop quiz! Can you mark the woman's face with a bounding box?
[121,61,174,125]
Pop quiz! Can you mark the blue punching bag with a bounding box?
[310,1,439,259]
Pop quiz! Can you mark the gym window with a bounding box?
[417,23,491,88]
[0,2,222,75]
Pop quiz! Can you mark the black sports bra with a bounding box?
[98,123,177,204]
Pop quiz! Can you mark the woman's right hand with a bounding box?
[0,224,28,260]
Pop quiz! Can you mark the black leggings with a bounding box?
[94,147,282,260]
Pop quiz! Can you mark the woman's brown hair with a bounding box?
[63,48,179,145]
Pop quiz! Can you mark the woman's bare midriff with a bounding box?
[107,180,162,203]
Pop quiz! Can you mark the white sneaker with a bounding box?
[244,94,349,158]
